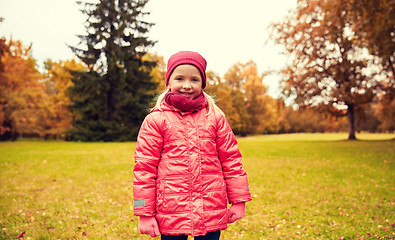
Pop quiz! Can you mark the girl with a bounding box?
[133,51,252,239]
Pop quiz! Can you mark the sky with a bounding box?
[0,0,296,97]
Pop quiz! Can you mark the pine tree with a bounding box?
[68,0,156,141]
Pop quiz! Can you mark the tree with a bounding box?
[205,72,234,118]
[0,39,52,140]
[68,0,157,141]
[224,61,276,135]
[242,62,275,134]
[349,0,395,81]
[143,52,166,110]
[374,92,395,132]
[0,37,9,137]
[229,88,250,136]
[283,107,347,133]
[271,0,386,140]
[205,71,250,136]
[350,0,395,132]
[44,59,86,139]
[353,103,380,132]
[223,63,255,135]
[144,53,166,92]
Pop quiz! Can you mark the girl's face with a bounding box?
[167,64,203,99]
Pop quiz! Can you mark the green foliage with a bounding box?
[0,133,394,239]
[68,0,157,141]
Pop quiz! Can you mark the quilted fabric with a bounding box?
[133,102,252,236]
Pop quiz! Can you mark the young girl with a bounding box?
[133,51,252,239]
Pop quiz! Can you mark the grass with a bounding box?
[0,133,394,239]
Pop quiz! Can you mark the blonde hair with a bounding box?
[152,90,224,116]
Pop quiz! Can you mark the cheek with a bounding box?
[193,83,203,92]
[167,82,179,92]
[168,86,180,94]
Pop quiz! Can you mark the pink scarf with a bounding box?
[165,92,207,112]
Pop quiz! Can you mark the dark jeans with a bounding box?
[161,231,221,240]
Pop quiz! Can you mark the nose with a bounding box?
[182,81,192,89]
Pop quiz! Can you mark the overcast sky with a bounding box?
[0,0,296,97]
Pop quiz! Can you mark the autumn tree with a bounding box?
[349,0,395,81]
[205,71,249,135]
[223,61,277,135]
[147,53,166,89]
[143,52,166,109]
[222,66,255,135]
[243,62,278,134]
[276,99,292,133]
[0,39,52,140]
[229,88,250,136]
[224,63,246,89]
[283,107,347,133]
[219,63,255,136]
[271,0,387,140]
[44,59,86,139]
[68,0,157,141]
[0,37,8,137]
[374,92,395,132]
[350,0,395,132]
[205,72,234,118]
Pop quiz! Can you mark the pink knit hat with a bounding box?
[165,51,207,89]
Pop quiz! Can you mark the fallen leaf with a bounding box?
[16,232,26,238]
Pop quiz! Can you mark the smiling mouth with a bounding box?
[179,92,193,98]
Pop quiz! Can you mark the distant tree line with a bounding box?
[0,39,393,141]
[0,0,393,141]
[151,57,393,136]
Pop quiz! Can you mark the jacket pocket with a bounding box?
[203,190,228,210]
[201,176,225,192]
[160,194,191,213]
[202,176,227,210]
[157,177,191,213]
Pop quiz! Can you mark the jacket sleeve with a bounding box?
[216,114,252,204]
[133,113,163,216]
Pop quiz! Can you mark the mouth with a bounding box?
[178,92,194,98]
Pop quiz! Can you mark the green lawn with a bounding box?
[0,133,394,239]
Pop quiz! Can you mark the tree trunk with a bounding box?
[347,104,357,140]
[388,58,395,83]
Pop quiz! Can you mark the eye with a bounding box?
[176,77,183,81]
[192,78,199,82]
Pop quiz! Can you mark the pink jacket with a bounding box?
[133,102,252,236]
